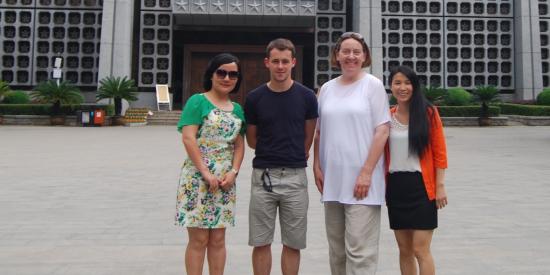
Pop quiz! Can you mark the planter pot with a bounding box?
[111,115,126,126]
[478,117,491,127]
[50,115,65,126]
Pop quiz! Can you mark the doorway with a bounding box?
[183,44,303,106]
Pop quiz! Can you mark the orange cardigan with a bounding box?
[384,106,448,200]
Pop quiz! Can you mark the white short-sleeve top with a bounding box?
[318,73,391,205]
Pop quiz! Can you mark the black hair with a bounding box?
[388,65,434,157]
[203,53,242,94]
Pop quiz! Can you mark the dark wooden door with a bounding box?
[183,44,302,106]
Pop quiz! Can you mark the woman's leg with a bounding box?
[344,205,381,275]
[412,230,435,275]
[207,228,227,275]
[324,202,346,275]
[186,228,210,275]
[394,230,417,275]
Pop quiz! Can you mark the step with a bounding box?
[146,111,183,125]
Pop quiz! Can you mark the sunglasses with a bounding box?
[340,31,364,41]
[215,69,240,80]
[261,168,273,193]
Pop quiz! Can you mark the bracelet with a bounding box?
[230,168,239,176]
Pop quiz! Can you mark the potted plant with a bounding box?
[96,76,138,126]
[473,85,499,126]
[0,80,11,124]
[31,80,83,125]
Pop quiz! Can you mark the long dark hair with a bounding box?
[203,53,242,93]
[388,66,434,157]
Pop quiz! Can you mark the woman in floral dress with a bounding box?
[176,53,245,275]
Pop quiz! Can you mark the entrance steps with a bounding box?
[147,110,181,125]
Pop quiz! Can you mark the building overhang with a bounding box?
[172,0,316,27]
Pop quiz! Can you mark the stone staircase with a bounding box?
[147,110,181,125]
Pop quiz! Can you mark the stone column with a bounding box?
[514,0,544,101]
[353,0,383,80]
[98,0,135,80]
[97,0,135,113]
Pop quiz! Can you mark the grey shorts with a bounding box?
[248,167,309,250]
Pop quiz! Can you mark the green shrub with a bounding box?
[536,89,550,105]
[473,86,500,118]
[499,103,550,116]
[444,88,472,106]
[473,86,499,104]
[422,86,446,105]
[0,80,11,98]
[437,106,500,117]
[2,91,30,104]
[0,104,114,116]
[31,80,83,115]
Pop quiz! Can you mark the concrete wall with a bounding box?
[353,0,384,80]
[514,0,544,101]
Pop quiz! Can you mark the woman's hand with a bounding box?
[313,165,324,194]
[220,170,236,191]
[353,172,372,200]
[436,183,448,209]
[202,172,220,193]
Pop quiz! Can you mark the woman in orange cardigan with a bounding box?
[385,66,448,275]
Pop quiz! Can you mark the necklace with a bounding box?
[391,113,408,130]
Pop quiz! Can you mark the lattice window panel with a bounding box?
[317,0,346,14]
[540,1,550,87]
[36,0,103,9]
[0,0,35,7]
[444,18,514,89]
[382,16,443,88]
[138,11,172,87]
[314,0,346,89]
[314,14,345,88]
[382,0,443,16]
[381,0,514,90]
[33,10,102,86]
[142,0,171,10]
[1,9,35,85]
[444,0,513,17]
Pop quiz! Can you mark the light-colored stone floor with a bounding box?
[0,125,549,275]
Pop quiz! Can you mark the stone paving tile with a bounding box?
[1,125,549,274]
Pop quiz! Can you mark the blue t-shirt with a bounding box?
[244,82,318,168]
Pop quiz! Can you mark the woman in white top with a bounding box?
[385,65,448,275]
[313,32,391,275]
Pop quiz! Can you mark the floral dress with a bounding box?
[175,93,245,228]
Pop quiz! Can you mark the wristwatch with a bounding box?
[230,168,239,175]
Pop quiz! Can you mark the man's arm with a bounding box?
[246,124,257,149]
[304,118,317,160]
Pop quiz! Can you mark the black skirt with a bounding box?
[386,171,437,230]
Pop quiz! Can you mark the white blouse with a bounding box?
[318,73,391,205]
[389,114,422,173]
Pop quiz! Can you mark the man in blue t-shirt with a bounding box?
[244,38,318,275]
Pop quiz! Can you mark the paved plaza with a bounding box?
[1,125,549,275]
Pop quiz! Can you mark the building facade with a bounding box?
[0,0,547,109]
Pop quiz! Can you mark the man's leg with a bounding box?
[279,168,308,275]
[281,245,300,275]
[249,168,278,275]
[253,244,273,275]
